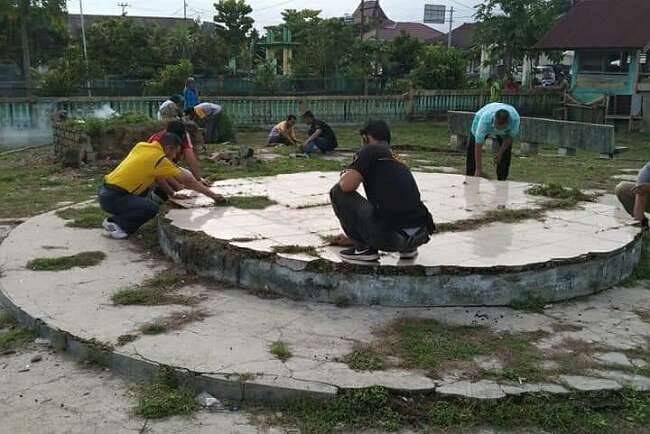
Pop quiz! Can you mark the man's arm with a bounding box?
[305,128,322,145]
[632,183,650,222]
[172,168,223,202]
[182,148,208,185]
[338,169,363,193]
[474,142,483,177]
[495,137,513,164]
[155,177,176,197]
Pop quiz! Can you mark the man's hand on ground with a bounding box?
[210,193,226,204]
[200,178,211,187]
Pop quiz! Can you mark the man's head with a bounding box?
[184,107,197,120]
[166,120,186,140]
[494,109,510,130]
[159,132,182,160]
[170,95,184,106]
[186,77,196,88]
[360,119,391,146]
[302,110,314,125]
[286,114,297,127]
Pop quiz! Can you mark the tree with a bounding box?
[386,33,423,77]
[474,0,571,76]
[410,45,466,90]
[38,45,98,96]
[213,0,254,59]
[1,0,68,95]
[342,39,386,95]
[143,59,193,96]
[86,18,160,79]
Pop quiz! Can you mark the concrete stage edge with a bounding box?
[158,219,643,307]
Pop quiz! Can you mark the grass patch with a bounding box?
[55,206,105,228]
[111,270,198,306]
[269,340,292,362]
[270,387,650,434]
[382,318,546,381]
[341,344,385,371]
[217,195,277,209]
[629,236,650,282]
[135,367,199,419]
[139,309,207,335]
[0,327,36,353]
[26,251,106,271]
[510,295,547,313]
[271,245,320,257]
[0,311,17,328]
[116,334,138,346]
[526,182,597,202]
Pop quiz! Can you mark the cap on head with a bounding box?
[360,119,391,144]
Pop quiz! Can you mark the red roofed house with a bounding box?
[535,0,650,129]
[351,1,443,43]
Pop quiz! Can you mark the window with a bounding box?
[579,50,633,74]
[641,51,650,74]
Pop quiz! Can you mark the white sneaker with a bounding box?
[109,224,129,239]
[102,218,117,232]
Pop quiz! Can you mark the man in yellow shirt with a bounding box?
[268,115,298,146]
[99,132,223,239]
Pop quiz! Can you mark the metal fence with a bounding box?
[0,90,562,130]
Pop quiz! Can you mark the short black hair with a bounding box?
[302,110,314,119]
[166,120,186,138]
[183,107,195,116]
[287,114,297,121]
[495,109,510,125]
[360,119,391,144]
[159,131,182,148]
[170,95,184,105]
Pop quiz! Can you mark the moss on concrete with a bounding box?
[27,251,106,271]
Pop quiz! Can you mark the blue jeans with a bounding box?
[306,137,335,154]
[98,185,159,234]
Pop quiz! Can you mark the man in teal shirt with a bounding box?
[466,102,520,181]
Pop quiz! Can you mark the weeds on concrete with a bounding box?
[271,245,320,257]
[139,310,208,335]
[0,311,17,328]
[217,195,277,209]
[629,236,650,282]
[111,270,198,306]
[526,183,597,202]
[26,251,106,271]
[269,386,650,434]
[56,206,106,229]
[510,295,547,313]
[319,234,354,247]
[269,340,292,362]
[116,334,138,346]
[0,327,36,353]
[136,367,199,419]
[341,344,385,371]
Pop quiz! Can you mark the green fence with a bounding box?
[0,90,562,130]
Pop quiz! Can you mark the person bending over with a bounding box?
[616,162,650,229]
[99,132,223,239]
[301,111,337,154]
[148,120,209,201]
[185,102,223,144]
[183,77,199,110]
[268,114,298,146]
[158,95,184,121]
[466,102,520,181]
[330,119,434,262]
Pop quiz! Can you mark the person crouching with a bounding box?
[330,119,435,262]
[99,132,223,239]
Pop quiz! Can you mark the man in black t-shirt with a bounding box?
[329,119,434,262]
[301,111,338,154]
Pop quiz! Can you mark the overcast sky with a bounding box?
[66,0,480,32]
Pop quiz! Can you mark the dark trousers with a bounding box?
[98,185,159,234]
[466,134,512,181]
[269,134,291,146]
[306,137,335,154]
[329,184,429,252]
[204,113,220,144]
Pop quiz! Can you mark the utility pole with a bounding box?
[117,2,129,16]
[183,0,188,21]
[79,0,91,97]
[447,6,454,49]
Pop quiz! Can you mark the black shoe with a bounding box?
[399,249,419,259]
[339,247,379,262]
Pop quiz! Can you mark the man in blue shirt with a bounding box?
[466,102,520,181]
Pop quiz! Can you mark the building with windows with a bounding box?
[351,1,443,43]
[535,0,650,128]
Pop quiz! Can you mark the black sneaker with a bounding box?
[399,250,419,259]
[339,247,379,262]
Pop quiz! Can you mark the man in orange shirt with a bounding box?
[268,115,298,146]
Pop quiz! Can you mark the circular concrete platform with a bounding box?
[161,172,642,307]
